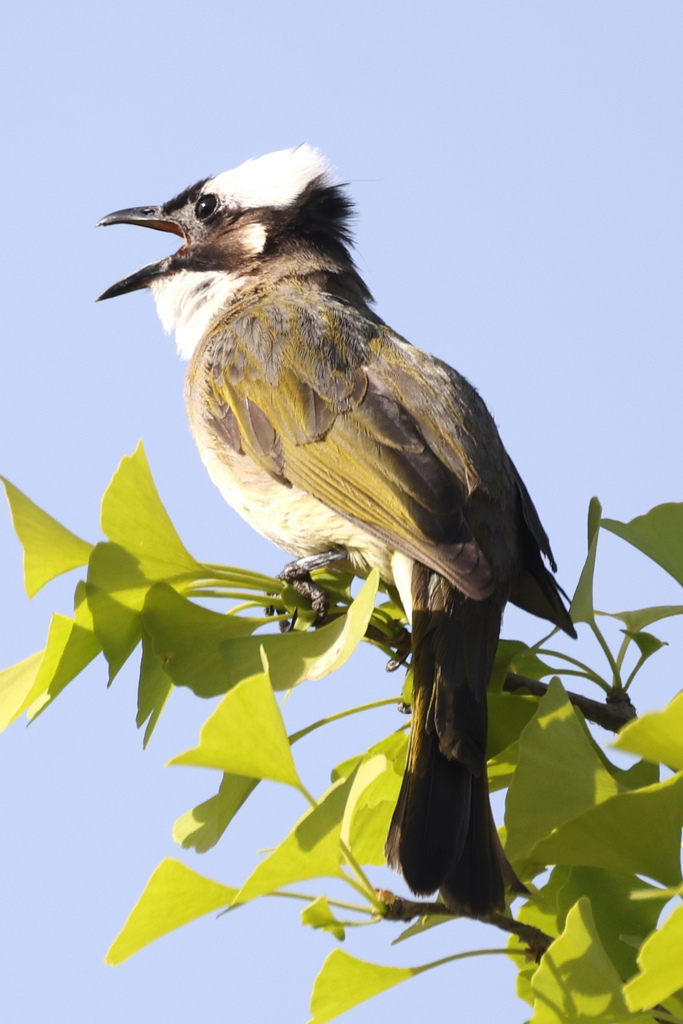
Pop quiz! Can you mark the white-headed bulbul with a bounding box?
[98,146,575,917]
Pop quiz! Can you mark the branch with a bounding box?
[504,673,637,733]
[376,890,553,961]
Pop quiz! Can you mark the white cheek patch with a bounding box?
[241,222,267,255]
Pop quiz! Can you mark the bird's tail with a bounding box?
[385,563,522,917]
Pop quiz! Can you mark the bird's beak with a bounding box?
[96,205,184,301]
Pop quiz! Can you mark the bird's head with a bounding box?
[97,145,358,358]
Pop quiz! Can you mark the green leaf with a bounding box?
[556,868,662,979]
[392,913,452,945]
[106,858,236,965]
[25,613,101,718]
[602,503,683,588]
[624,903,683,1011]
[136,631,173,747]
[142,583,260,696]
[509,867,571,1006]
[86,542,153,679]
[529,897,628,1023]
[332,729,408,784]
[570,497,602,625]
[340,752,403,866]
[0,651,43,732]
[173,773,258,852]
[218,570,380,694]
[169,664,301,789]
[487,691,538,760]
[0,609,102,731]
[2,477,93,597]
[603,605,683,632]
[100,443,199,580]
[505,679,619,863]
[308,950,415,1024]
[614,690,683,771]
[622,630,666,659]
[142,575,377,700]
[532,772,683,887]
[301,896,346,941]
[490,639,553,694]
[234,774,355,904]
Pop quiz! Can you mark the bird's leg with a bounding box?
[278,550,348,623]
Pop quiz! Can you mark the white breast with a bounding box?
[150,270,247,360]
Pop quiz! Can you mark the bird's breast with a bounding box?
[187,392,397,581]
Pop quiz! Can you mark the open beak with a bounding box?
[97,205,184,301]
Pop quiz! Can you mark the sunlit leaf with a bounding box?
[2,477,93,597]
[392,913,452,945]
[624,902,683,1011]
[169,665,301,789]
[217,571,380,694]
[341,752,403,866]
[136,631,173,747]
[602,503,683,588]
[234,775,355,904]
[570,497,602,625]
[25,613,101,718]
[490,639,553,693]
[308,950,415,1024]
[622,630,666,660]
[0,651,43,732]
[142,582,261,697]
[332,729,408,784]
[488,740,520,793]
[100,443,199,580]
[603,605,683,632]
[529,897,628,1023]
[505,679,619,862]
[301,896,346,941]
[86,542,153,679]
[487,691,538,759]
[556,868,661,979]
[106,859,236,965]
[173,773,258,853]
[614,690,683,771]
[509,867,571,1006]
[532,773,683,886]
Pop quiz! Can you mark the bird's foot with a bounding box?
[277,550,347,625]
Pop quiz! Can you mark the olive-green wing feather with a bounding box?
[204,301,510,598]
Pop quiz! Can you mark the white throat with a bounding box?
[150,270,246,360]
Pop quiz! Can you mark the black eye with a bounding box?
[195,194,218,221]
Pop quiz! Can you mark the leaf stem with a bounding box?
[289,698,400,746]
[412,948,529,974]
[263,890,377,915]
[589,620,622,690]
[339,841,385,911]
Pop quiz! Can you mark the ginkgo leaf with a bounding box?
[169,664,301,789]
[2,477,92,597]
[106,859,236,964]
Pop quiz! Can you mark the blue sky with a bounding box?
[1,3,682,1022]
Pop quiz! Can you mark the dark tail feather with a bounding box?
[386,563,521,917]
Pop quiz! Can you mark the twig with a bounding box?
[504,673,637,733]
[376,890,553,961]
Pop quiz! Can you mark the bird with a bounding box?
[97,145,575,917]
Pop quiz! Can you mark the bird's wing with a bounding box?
[203,302,513,599]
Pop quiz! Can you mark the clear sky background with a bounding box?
[1,3,682,1022]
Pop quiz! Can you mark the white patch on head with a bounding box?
[206,145,333,211]
[150,270,246,360]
